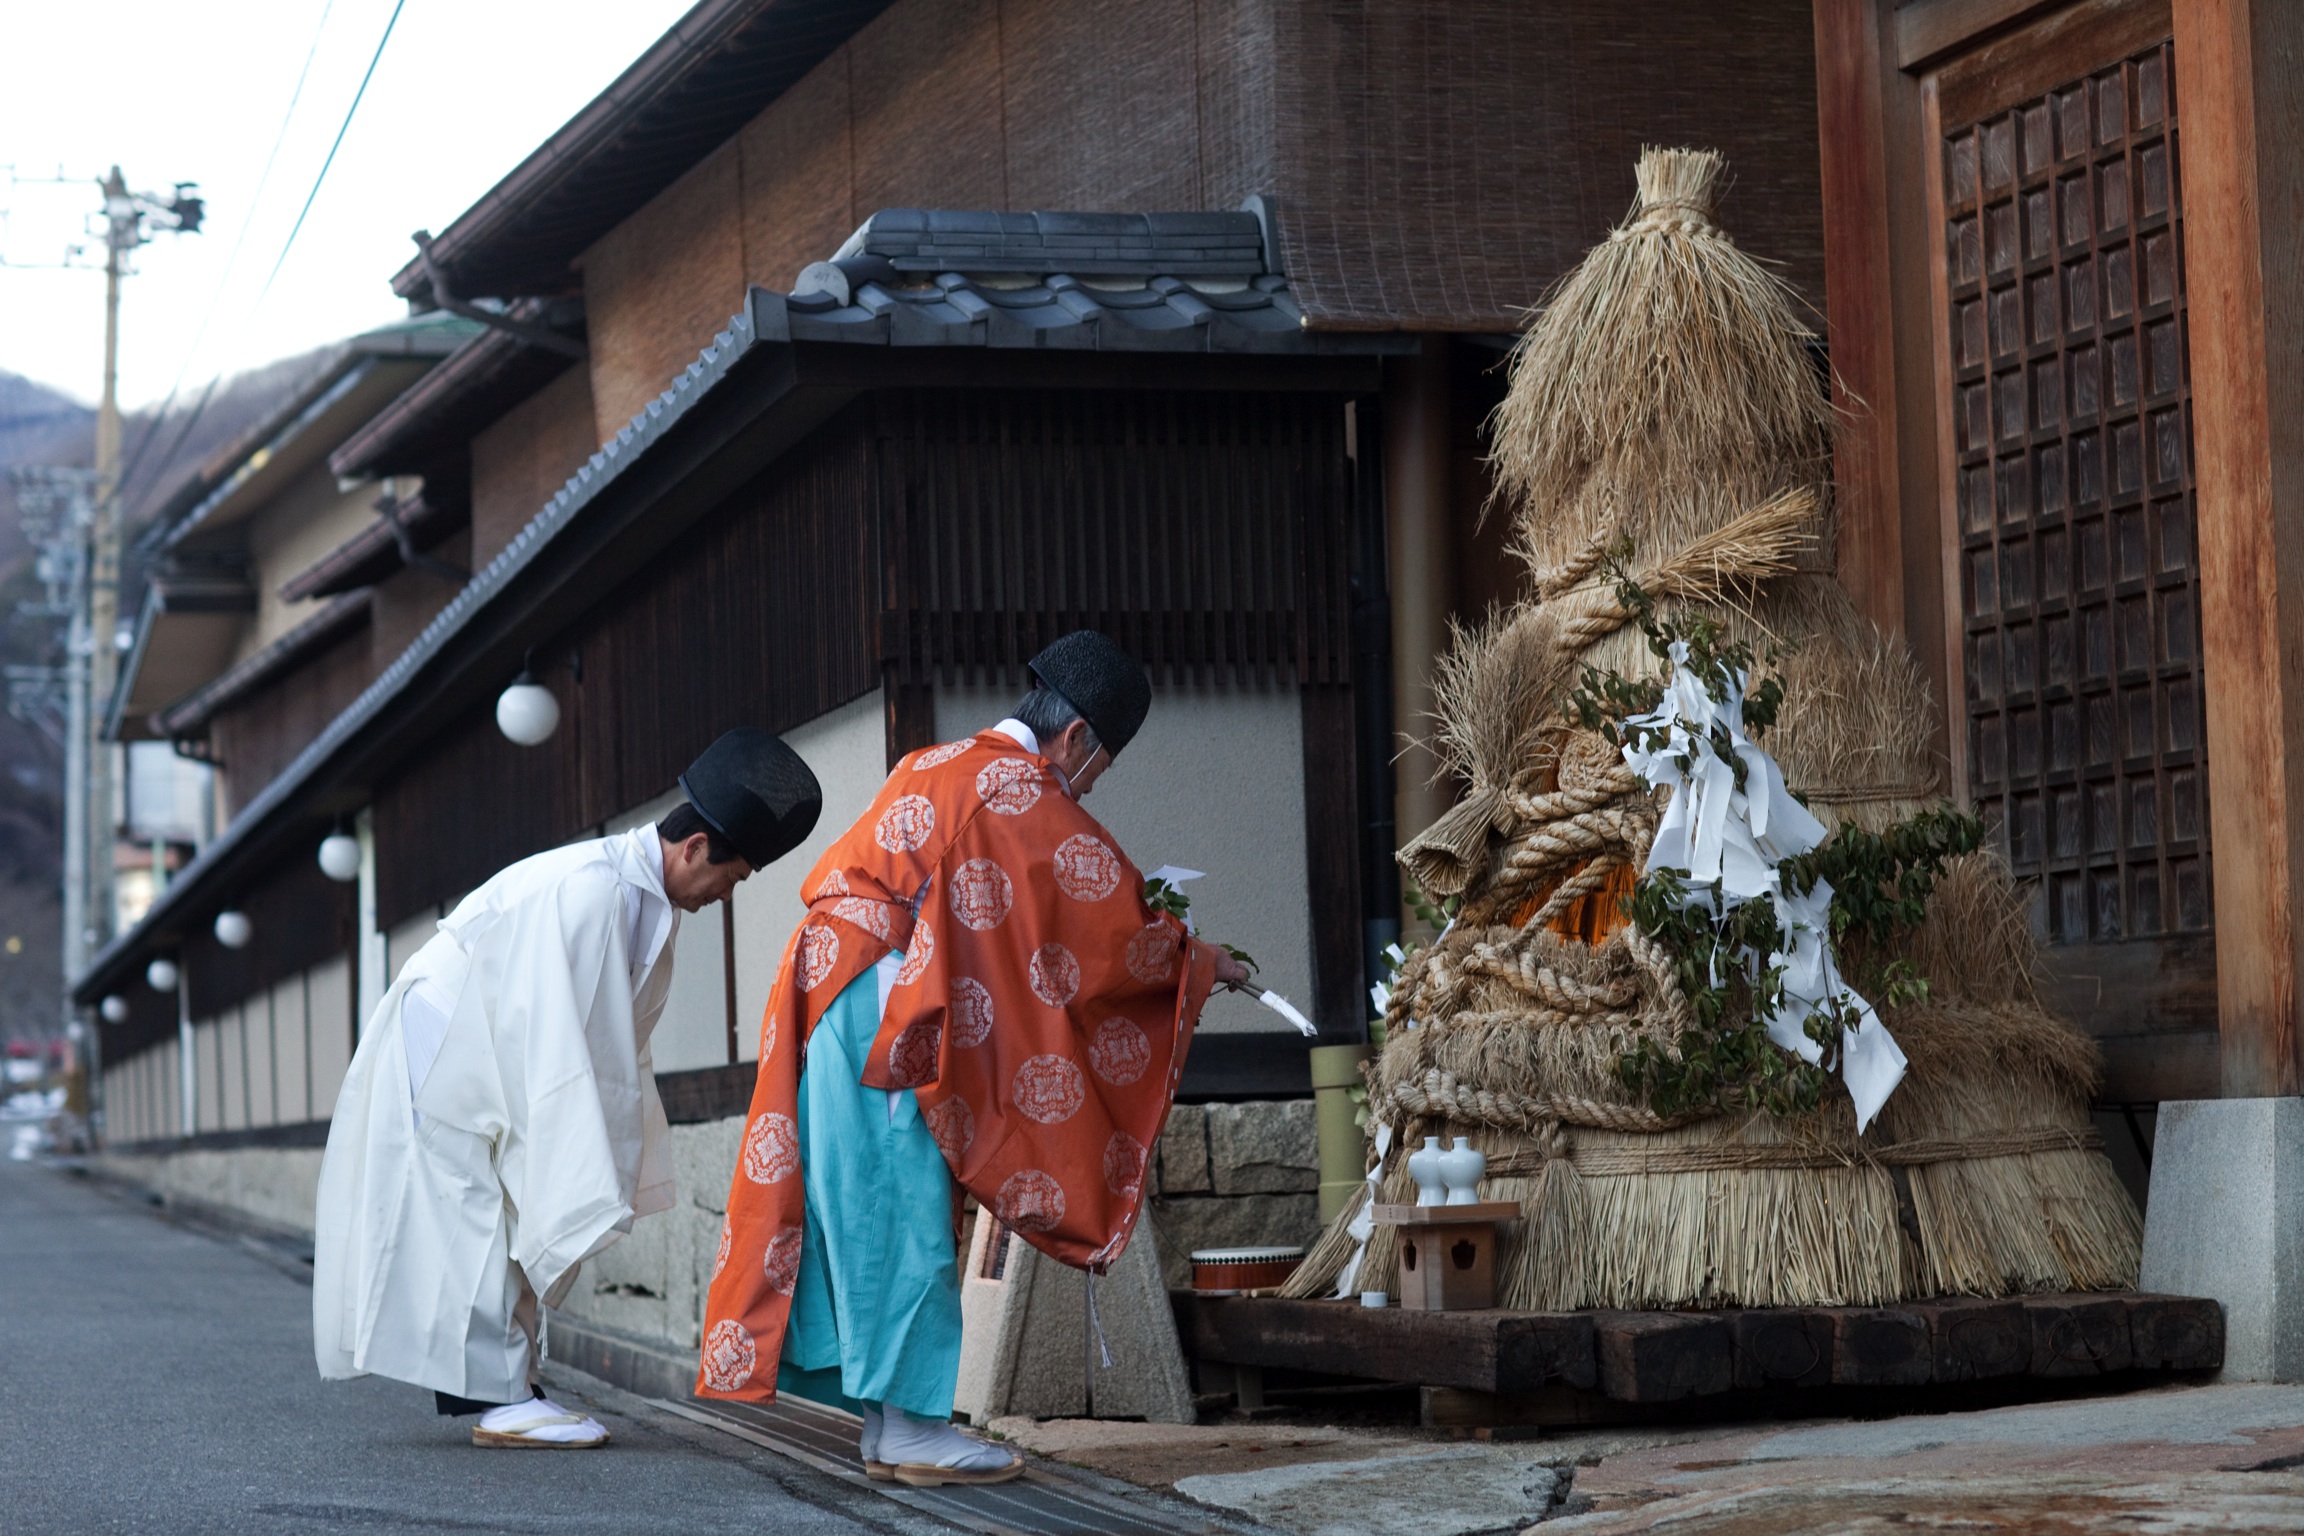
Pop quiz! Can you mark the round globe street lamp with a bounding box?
[496,668,560,746]
[146,957,178,992]
[317,830,361,883]
[214,911,253,949]
[100,995,130,1024]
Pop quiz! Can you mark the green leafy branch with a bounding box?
[1142,877,1258,980]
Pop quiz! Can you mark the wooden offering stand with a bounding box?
[1373,1202,1519,1311]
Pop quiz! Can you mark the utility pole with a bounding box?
[86,168,129,972]
[73,167,201,973]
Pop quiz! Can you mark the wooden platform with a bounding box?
[1173,1291,2223,1417]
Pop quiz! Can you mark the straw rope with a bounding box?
[1385,1067,1702,1134]
[1483,1125,2102,1179]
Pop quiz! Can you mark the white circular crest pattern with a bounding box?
[759,1013,778,1063]
[997,1169,1067,1233]
[1125,921,1179,985]
[975,756,1042,816]
[741,1112,800,1184]
[813,868,850,899]
[894,918,934,985]
[912,741,972,771]
[1052,834,1123,901]
[797,924,840,991]
[701,1319,756,1392]
[950,976,995,1047]
[949,858,1014,930]
[924,1097,976,1160]
[1013,1054,1086,1125]
[886,1017,943,1088]
[875,795,937,853]
[1104,1133,1148,1200]
[832,896,890,941]
[713,1220,732,1280]
[1089,1016,1151,1085]
[763,1224,805,1297]
[1029,943,1081,1007]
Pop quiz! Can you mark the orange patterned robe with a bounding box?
[695,730,1216,1402]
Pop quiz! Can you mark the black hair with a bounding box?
[1011,686,1101,754]
[658,801,743,865]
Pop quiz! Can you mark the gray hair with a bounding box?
[1012,686,1101,756]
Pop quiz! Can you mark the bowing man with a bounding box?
[315,729,821,1448]
[699,632,1248,1485]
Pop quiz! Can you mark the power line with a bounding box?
[113,0,343,503]
[127,0,408,514]
[256,0,409,299]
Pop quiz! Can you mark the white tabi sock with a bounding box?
[859,1402,884,1463]
[476,1395,607,1444]
[876,1405,1015,1472]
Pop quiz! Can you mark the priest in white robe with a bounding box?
[313,729,820,1448]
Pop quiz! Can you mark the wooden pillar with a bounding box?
[1814,0,1905,635]
[1383,340,1453,879]
[1811,0,1950,748]
[2173,0,2304,1097]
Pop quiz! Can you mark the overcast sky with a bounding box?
[0,0,698,410]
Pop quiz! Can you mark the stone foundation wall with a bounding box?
[1147,1100,1322,1289]
[90,1147,327,1238]
[89,1097,1320,1360]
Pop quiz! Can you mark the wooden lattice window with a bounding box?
[1944,39,2209,946]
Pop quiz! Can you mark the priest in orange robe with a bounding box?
[698,632,1243,1485]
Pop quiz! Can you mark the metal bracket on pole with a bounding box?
[411,232,587,359]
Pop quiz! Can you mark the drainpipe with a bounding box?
[1383,338,1454,911]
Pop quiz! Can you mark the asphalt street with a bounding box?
[0,1159,923,1536]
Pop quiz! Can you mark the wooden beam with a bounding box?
[1896,0,2071,70]
[1814,0,1906,638]
[2172,0,2304,1098]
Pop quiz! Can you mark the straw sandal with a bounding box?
[891,1454,1024,1488]
[471,1399,611,1449]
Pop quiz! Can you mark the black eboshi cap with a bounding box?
[677,729,822,869]
[1028,630,1152,757]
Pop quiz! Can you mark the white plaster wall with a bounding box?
[307,954,353,1115]
[727,689,889,1056]
[385,909,441,986]
[607,789,733,1074]
[935,679,1310,1035]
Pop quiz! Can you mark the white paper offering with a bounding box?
[1257,990,1318,1037]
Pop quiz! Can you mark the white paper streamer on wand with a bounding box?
[1145,866,1205,933]
[1257,990,1318,1037]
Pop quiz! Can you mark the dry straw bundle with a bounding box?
[1285,147,2141,1311]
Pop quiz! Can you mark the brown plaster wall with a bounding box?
[578,140,748,441]
[573,0,1821,450]
[469,363,598,567]
[368,528,473,680]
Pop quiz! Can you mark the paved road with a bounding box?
[0,1159,918,1536]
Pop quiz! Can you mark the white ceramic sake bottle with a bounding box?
[1408,1135,1447,1206]
[1440,1135,1486,1205]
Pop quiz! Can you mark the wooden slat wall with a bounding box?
[575,414,877,829]
[372,411,879,930]
[877,390,1352,690]
[171,851,354,1039]
[210,624,376,819]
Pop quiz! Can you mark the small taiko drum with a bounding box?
[1190,1245,1305,1294]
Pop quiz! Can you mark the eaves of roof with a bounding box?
[277,493,462,603]
[149,317,480,554]
[391,0,894,304]
[75,280,1402,1003]
[149,590,373,740]
[329,304,581,483]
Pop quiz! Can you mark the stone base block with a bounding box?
[2139,1097,2302,1381]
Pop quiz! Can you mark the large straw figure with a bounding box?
[1286,148,2140,1311]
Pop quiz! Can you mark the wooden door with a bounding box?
[1924,2,2214,1100]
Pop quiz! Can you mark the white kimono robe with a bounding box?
[313,826,680,1402]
